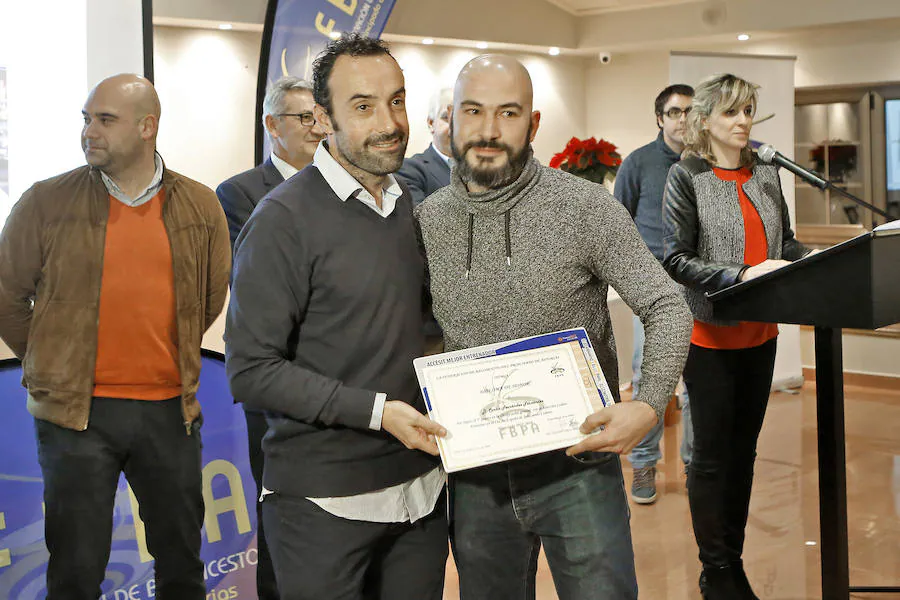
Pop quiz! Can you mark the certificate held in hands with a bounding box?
[413,328,615,473]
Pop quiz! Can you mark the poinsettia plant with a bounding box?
[549,137,622,184]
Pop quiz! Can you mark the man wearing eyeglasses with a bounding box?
[215,76,324,600]
[217,77,325,250]
[614,83,694,506]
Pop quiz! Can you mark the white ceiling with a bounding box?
[544,0,703,16]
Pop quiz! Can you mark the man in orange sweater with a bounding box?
[0,74,230,599]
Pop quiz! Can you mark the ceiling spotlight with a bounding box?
[476,41,489,50]
[218,23,233,30]
[737,33,751,41]
[422,38,434,45]
[805,541,817,546]
[549,47,560,56]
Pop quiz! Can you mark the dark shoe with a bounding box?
[730,560,759,600]
[631,466,657,504]
[699,565,742,600]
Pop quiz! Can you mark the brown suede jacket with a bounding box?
[0,164,230,431]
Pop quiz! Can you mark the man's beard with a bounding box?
[331,116,408,176]
[450,121,532,190]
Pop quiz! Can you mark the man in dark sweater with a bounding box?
[416,55,692,600]
[225,35,448,600]
[614,84,695,505]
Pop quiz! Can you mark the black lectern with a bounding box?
[708,229,900,600]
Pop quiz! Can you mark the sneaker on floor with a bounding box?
[631,465,657,504]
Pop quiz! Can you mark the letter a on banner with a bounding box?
[254,0,398,164]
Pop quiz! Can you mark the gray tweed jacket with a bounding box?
[662,154,809,326]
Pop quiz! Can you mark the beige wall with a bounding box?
[154,26,260,190]
[585,51,669,159]
[703,33,900,89]
[152,26,589,186]
[384,0,576,48]
[576,0,900,52]
[800,330,900,378]
[153,0,577,48]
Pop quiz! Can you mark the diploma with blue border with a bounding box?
[413,328,615,473]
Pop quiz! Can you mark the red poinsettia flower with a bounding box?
[549,136,622,184]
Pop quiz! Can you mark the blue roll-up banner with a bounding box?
[255,0,398,163]
[0,357,259,599]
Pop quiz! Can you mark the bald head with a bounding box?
[455,55,533,112]
[449,55,540,192]
[91,74,161,121]
[82,73,160,177]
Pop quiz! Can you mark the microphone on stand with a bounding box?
[757,144,829,190]
[757,144,892,220]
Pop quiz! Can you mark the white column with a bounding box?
[2,0,143,220]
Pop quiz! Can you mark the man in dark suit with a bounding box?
[215,76,323,600]
[396,87,452,205]
[217,77,324,247]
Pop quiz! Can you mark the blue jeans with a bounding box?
[450,451,638,600]
[628,316,693,469]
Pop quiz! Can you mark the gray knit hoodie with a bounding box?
[415,155,693,420]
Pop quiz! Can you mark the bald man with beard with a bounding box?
[0,73,230,598]
[415,55,693,599]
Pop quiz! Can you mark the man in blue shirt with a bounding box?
[614,83,694,505]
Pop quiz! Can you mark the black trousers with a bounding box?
[35,396,205,600]
[244,409,280,600]
[262,492,448,600]
[683,338,777,568]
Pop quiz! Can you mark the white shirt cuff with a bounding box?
[370,393,387,430]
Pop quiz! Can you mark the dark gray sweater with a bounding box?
[416,157,693,421]
[225,166,438,498]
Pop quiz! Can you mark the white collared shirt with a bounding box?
[431,143,452,166]
[100,152,164,207]
[313,141,401,218]
[269,151,300,181]
[286,141,445,524]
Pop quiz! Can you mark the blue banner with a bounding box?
[0,357,259,600]
[256,0,398,162]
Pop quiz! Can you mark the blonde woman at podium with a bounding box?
[661,73,811,600]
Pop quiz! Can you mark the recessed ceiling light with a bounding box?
[549,47,560,56]
[218,23,233,30]
[476,41,489,50]
[329,31,342,40]
[805,541,817,546]
[737,33,751,41]
[422,38,434,45]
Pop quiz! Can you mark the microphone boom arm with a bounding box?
[820,179,892,221]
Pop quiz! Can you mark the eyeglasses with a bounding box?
[277,112,315,126]
[663,106,692,119]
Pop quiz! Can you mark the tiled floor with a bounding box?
[442,382,900,599]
